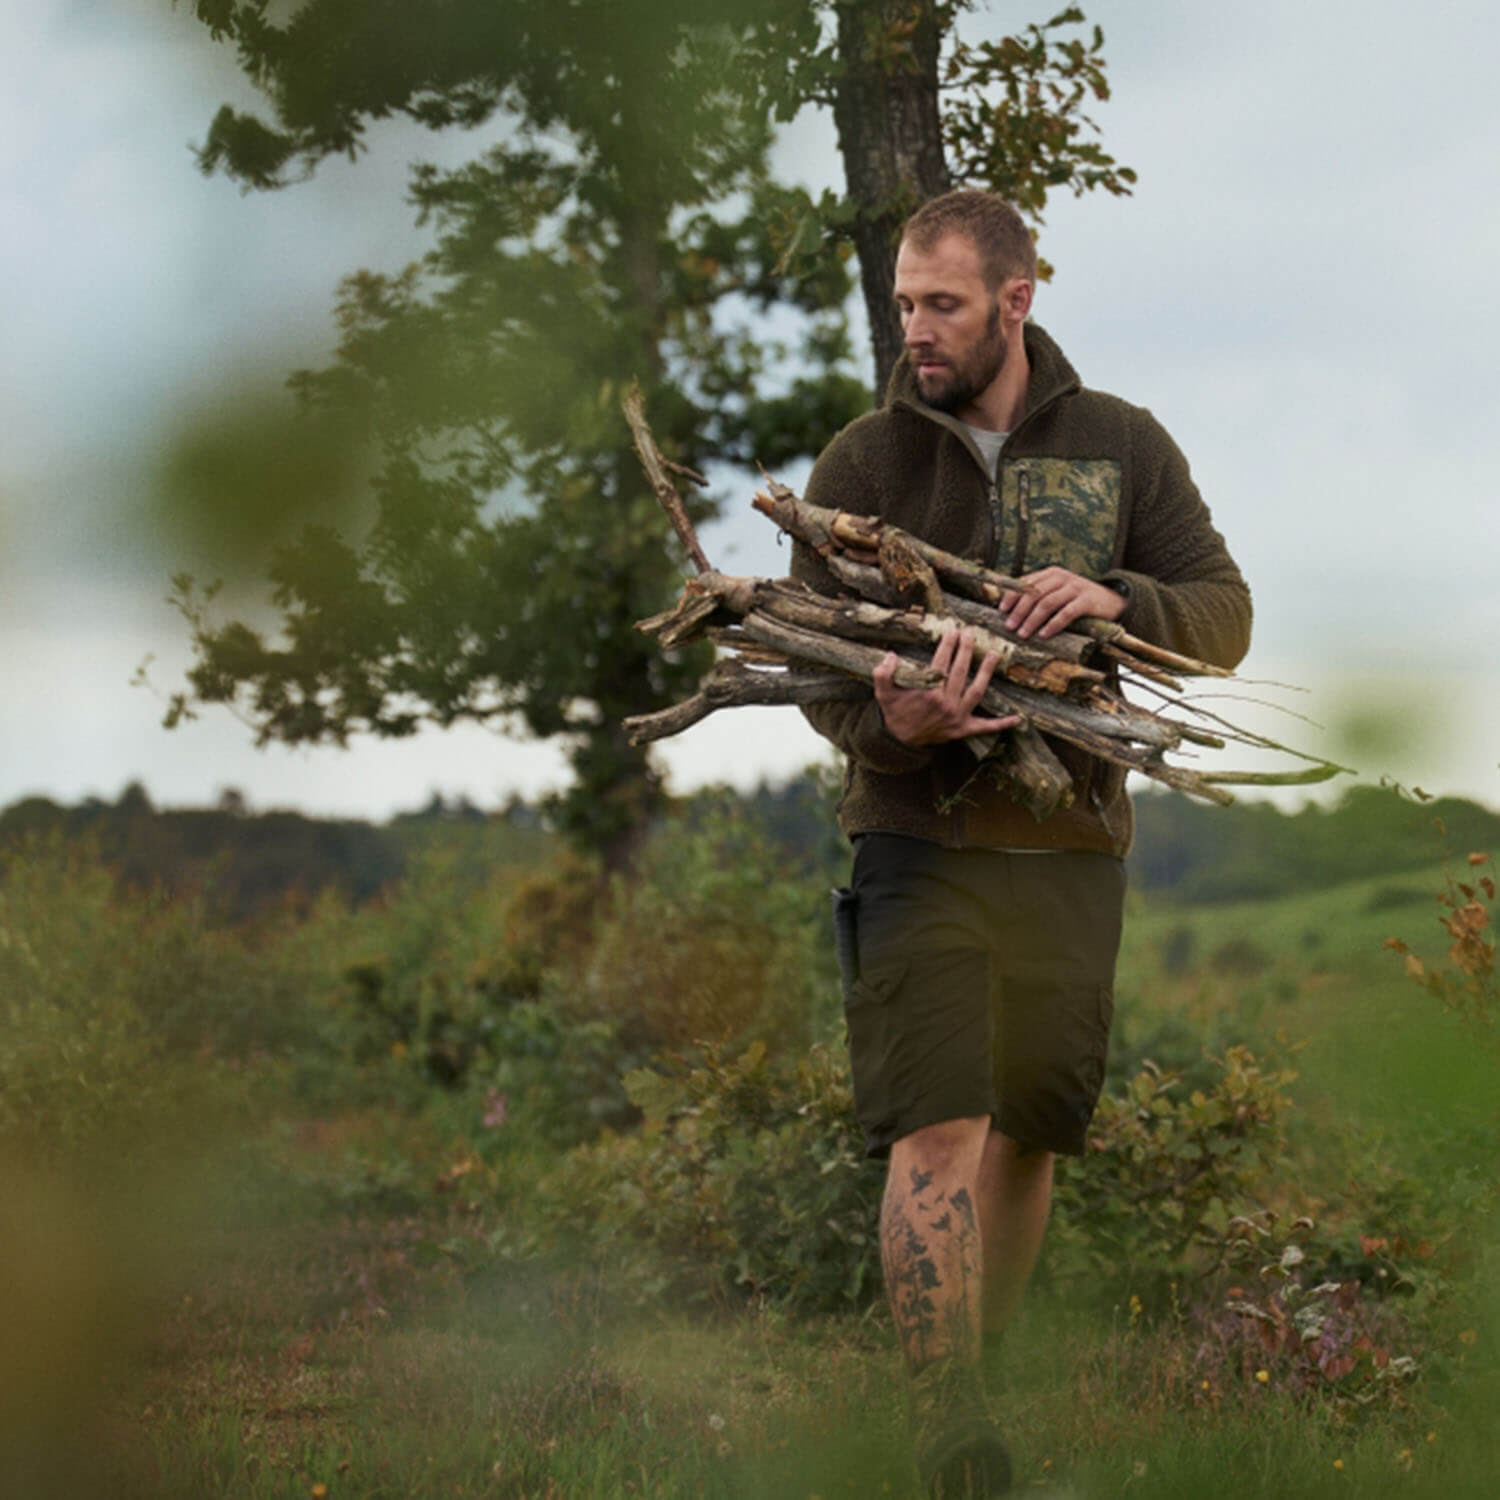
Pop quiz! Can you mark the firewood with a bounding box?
[621,395,1350,805]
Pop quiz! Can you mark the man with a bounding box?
[793,190,1251,1497]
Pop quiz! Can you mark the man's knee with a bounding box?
[890,1114,992,1180]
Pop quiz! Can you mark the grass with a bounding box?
[6,863,1498,1497]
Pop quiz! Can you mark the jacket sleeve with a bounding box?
[788,431,937,774]
[1101,409,1253,670]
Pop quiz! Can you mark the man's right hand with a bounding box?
[873,628,1021,747]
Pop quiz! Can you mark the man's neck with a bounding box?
[957,337,1029,433]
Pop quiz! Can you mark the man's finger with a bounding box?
[1037,597,1085,639]
[930,629,960,674]
[962,648,1001,709]
[962,712,1022,735]
[946,629,976,697]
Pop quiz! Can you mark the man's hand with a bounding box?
[1001,567,1126,639]
[874,628,1021,747]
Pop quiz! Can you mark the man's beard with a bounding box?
[914,302,1007,413]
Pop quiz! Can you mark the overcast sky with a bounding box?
[3,1,1497,819]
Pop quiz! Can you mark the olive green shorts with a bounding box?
[835,833,1125,1158]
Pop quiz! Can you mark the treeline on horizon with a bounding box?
[2,776,1496,921]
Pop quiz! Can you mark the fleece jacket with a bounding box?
[791,322,1253,856]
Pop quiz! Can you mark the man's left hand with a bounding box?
[1001,567,1126,639]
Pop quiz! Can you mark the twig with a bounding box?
[623,381,712,575]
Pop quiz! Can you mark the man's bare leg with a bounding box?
[885,1116,1015,1495]
[975,1130,1054,1339]
[881,1115,991,1372]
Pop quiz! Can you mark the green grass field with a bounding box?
[5,858,1497,1498]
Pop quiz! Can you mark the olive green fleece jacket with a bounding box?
[792,323,1252,856]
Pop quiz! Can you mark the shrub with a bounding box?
[1386,849,1496,1046]
[1188,1210,1423,1413]
[579,802,840,1058]
[1049,1043,1299,1298]
[545,1040,884,1312]
[0,837,260,1162]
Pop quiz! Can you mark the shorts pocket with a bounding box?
[846,957,908,1012]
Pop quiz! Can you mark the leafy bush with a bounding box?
[1049,1044,1299,1297]
[1386,849,1496,1046]
[579,801,840,1058]
[1189,1210,1423,1413]
[0,837,265,1161]
[546,1041,884,1312]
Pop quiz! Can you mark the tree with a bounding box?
[170,0,865,866]
[764,1,1136,394]
[169,1,1132,861]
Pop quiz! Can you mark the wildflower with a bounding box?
[1459,1329,1479,1347]
[1128,1293,1143,1323]
[311,1487,329,1498]
[1255,1369,1270,1384]
[1333,1459,1344,1471]
[1426,1431,1437,1444]
[482,1088,509,1129]
[708,1413,725,1432]
[1132,1460,1148,1479]
[1200,1379,1211,1391]
[1396,1449,1414,1471]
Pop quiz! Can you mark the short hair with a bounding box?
[901,190,1037,289]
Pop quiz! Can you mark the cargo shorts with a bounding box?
[834,833,1125,1158]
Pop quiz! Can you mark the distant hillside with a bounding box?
[3,777,1494,917]
[1127,784,1500,902]
[0,786,549,921]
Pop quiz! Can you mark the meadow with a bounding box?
[1,796,1495,1498]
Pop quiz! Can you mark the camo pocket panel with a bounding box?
[1001,458,1121,577]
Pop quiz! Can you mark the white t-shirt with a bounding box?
[961,421,1007,479]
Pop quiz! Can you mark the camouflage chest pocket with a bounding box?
[1000,458,1121,578]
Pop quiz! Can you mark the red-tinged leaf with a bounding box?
[1458,882,1476,900]
[1468,852,1488,866]
[1404,954,1425,980]
[1373,1346,1390,1369]
[1361,1236,1388,1256]
[1320,1351,1356,1381]
[1482,877,1495,901]
[1416,1241,1435,1259]
[1384,936,1408,952]
[1353,1335,1374,1353]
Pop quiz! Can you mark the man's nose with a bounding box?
[904,311,932,348]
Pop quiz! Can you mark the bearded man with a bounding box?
[793,190,1251,1497]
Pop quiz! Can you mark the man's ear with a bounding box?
[1003,276,1034,324]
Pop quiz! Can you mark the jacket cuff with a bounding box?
[848,699,938,774]
[1100,568,1161,639]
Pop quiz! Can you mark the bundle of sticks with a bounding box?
[621,388,1345,814]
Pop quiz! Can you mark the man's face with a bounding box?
[894,232,1007,414]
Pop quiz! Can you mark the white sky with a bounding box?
[2,1,1497,819]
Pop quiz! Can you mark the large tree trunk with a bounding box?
[832,0,951,398]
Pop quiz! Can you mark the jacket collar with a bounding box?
[885,322,1081,437]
